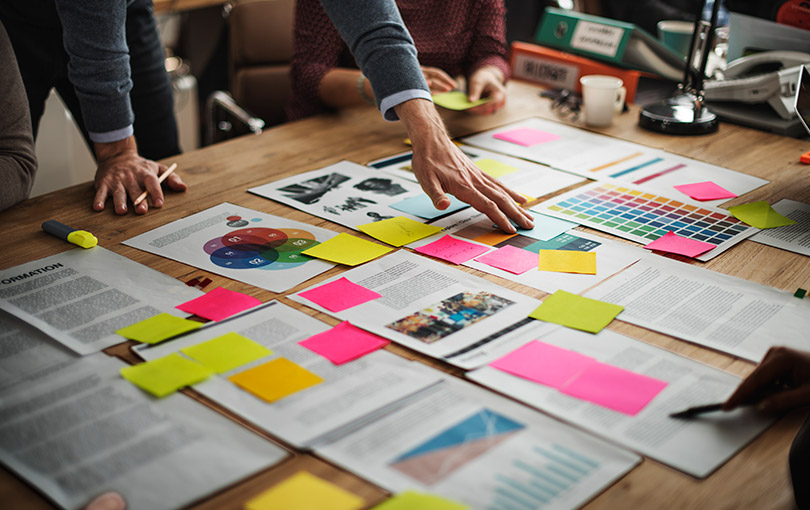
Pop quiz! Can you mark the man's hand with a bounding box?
[394,98,533,234]
[92,136,186,214]
[421,66,457,93]
[724,347,810,413]
[467,66,506,116]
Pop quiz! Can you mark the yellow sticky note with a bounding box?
[357,216,442,247]
[120,353,213,398]
[181,332,272,374]
[473,231,517,246]
[245,471,365,510]
[727,201,796,229]
[432,91,491,111]
[229,357,323,403]
[475,158,519,178]
[529,290,623,333]
[371,491,468,510]
[116,313,202,344]
[538,250,597,274]
[302,232,393,266]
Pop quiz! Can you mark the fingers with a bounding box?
[166,172,187,192]
[418,171,452,211]
[758,386,810,413]
[421,66,456,93]
[93,185,109,212]
[112,184,128,215]
[143,172,164,209]
[723,347,792,410]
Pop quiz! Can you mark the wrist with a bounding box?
[395,99,451,146]
[94,135,138,162]
[355,74,375,106]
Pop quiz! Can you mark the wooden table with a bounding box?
[2,81,810,509]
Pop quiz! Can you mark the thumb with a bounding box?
[420,174,450,210]
[757,386,810,413]
[468,79,484,103]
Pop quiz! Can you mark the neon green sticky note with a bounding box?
[432,91,491,111]
[181,332,272,374]
[357,216,442,247]
[538,250,597,274]
[116,313,202,344]
[120,353,213,398]
[529,290,623,333]
[302,232,393,266]
[727,201,796,229]
[371,491,468,510]
[475,158,519,178]
[229,358,323,403]
[245,471,365,510]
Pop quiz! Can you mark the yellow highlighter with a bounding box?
[41,220,98,249]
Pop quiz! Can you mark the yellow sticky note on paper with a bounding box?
[302,232,393,266]
[181,332,272,374]
[371,491,468,510]
[475,158,519,178]
[245,471,365,510]
[229,357,323,403]
[120,353,213,398]
[529,290,623,333]
[116,313,202,344]
[357,216,442,247]
[727,201,796,229]
[538,250,597,274]
[432,91,491,111]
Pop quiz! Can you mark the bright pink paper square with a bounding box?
[415,235,490,265]
[475,245,538,274]
[299,321,390,364]
[493,127,561,147]
[560,363,668,416]
[298,277,382,313]
[490,341,597,388]
[644,231,715,258]
[674,181,737,201]
[176,287,261,321]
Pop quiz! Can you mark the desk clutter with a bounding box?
[2,116,809,509]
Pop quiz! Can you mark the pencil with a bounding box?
[133,163,178,206]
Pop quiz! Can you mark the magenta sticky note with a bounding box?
[176,287,262,322]
[475,245,538,274]
[493,127,561,147]
[674,181,737,201]
[644,231,715,258]
[490,341,597,388]
[298,277,382,313]
[560,363,668,416]
[299,321,390,364]
[415,235,490,265]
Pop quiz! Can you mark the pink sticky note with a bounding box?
[644,231,715,258]
[415,235,490,265]
[493,127,561,147]
[475,245,538,274]
[299,321,390,364]
[298,277,382,313]
[176,287,261,321]
[674,181,737,201]
[560,363,668,416]
[490,341,597,388]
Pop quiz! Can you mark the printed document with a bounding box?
[749,198,810,256]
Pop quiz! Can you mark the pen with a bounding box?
[670,379,791,419]
[669,403,724,419]
[133,162,178,206]
[41,220,98,249]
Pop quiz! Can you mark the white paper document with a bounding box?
[289,251,551,369]
[468,327,776,478]
[123,203,336,293]
[750,198,810,256]
[317,374,640,510]
[585,255,810,361]
[134,301,442,448]
[0,354,287,510]
[0,247,202,355]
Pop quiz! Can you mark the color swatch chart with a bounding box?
[536,182,757,261]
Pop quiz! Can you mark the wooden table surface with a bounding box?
[2,81,810,509]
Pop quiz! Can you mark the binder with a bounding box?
[534,7,685,81]
[509,41,644,103]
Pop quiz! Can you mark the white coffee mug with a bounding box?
[579,75,626,127]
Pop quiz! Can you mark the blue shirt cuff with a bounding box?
[88,125,134,144]
[380,89,434,121]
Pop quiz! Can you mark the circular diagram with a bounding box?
[204,218,320,270]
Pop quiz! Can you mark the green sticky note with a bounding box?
[302,232,393,266]
[530,290,624,333]
[795,288,807,299]
[245,471,365,510]
[727,201,797,229]
[357,216,442,247]
[116,313,202,344]
[120,353,213,398]
[371,491,468,510]
[475,158,519,178]
[181,332,272,374]
[432,91,491,111]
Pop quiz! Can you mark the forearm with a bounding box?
[319,69,374,109]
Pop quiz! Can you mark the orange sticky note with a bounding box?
[228,358,323,403]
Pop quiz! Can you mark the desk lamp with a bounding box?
[639,0,721,134]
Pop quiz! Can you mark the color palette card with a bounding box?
[530,290,623,333]
[298,277,382,312]
[299,321,390,364]
[181,332,272,374]
[245,471,365,510]
[415,235,490,264]
[302,232,393,266]
[120,353,213,398]
[116,313,202,344]
[229,358,323,403]
[176,287,261,321]
[536,181,757,261]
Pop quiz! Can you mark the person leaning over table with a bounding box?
[0,0,186,216]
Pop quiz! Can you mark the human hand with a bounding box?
[84,491,126,510]
[92,136,186,215]
[723,347,810,413]
[421,66,457,93]
[467,66,506,115]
